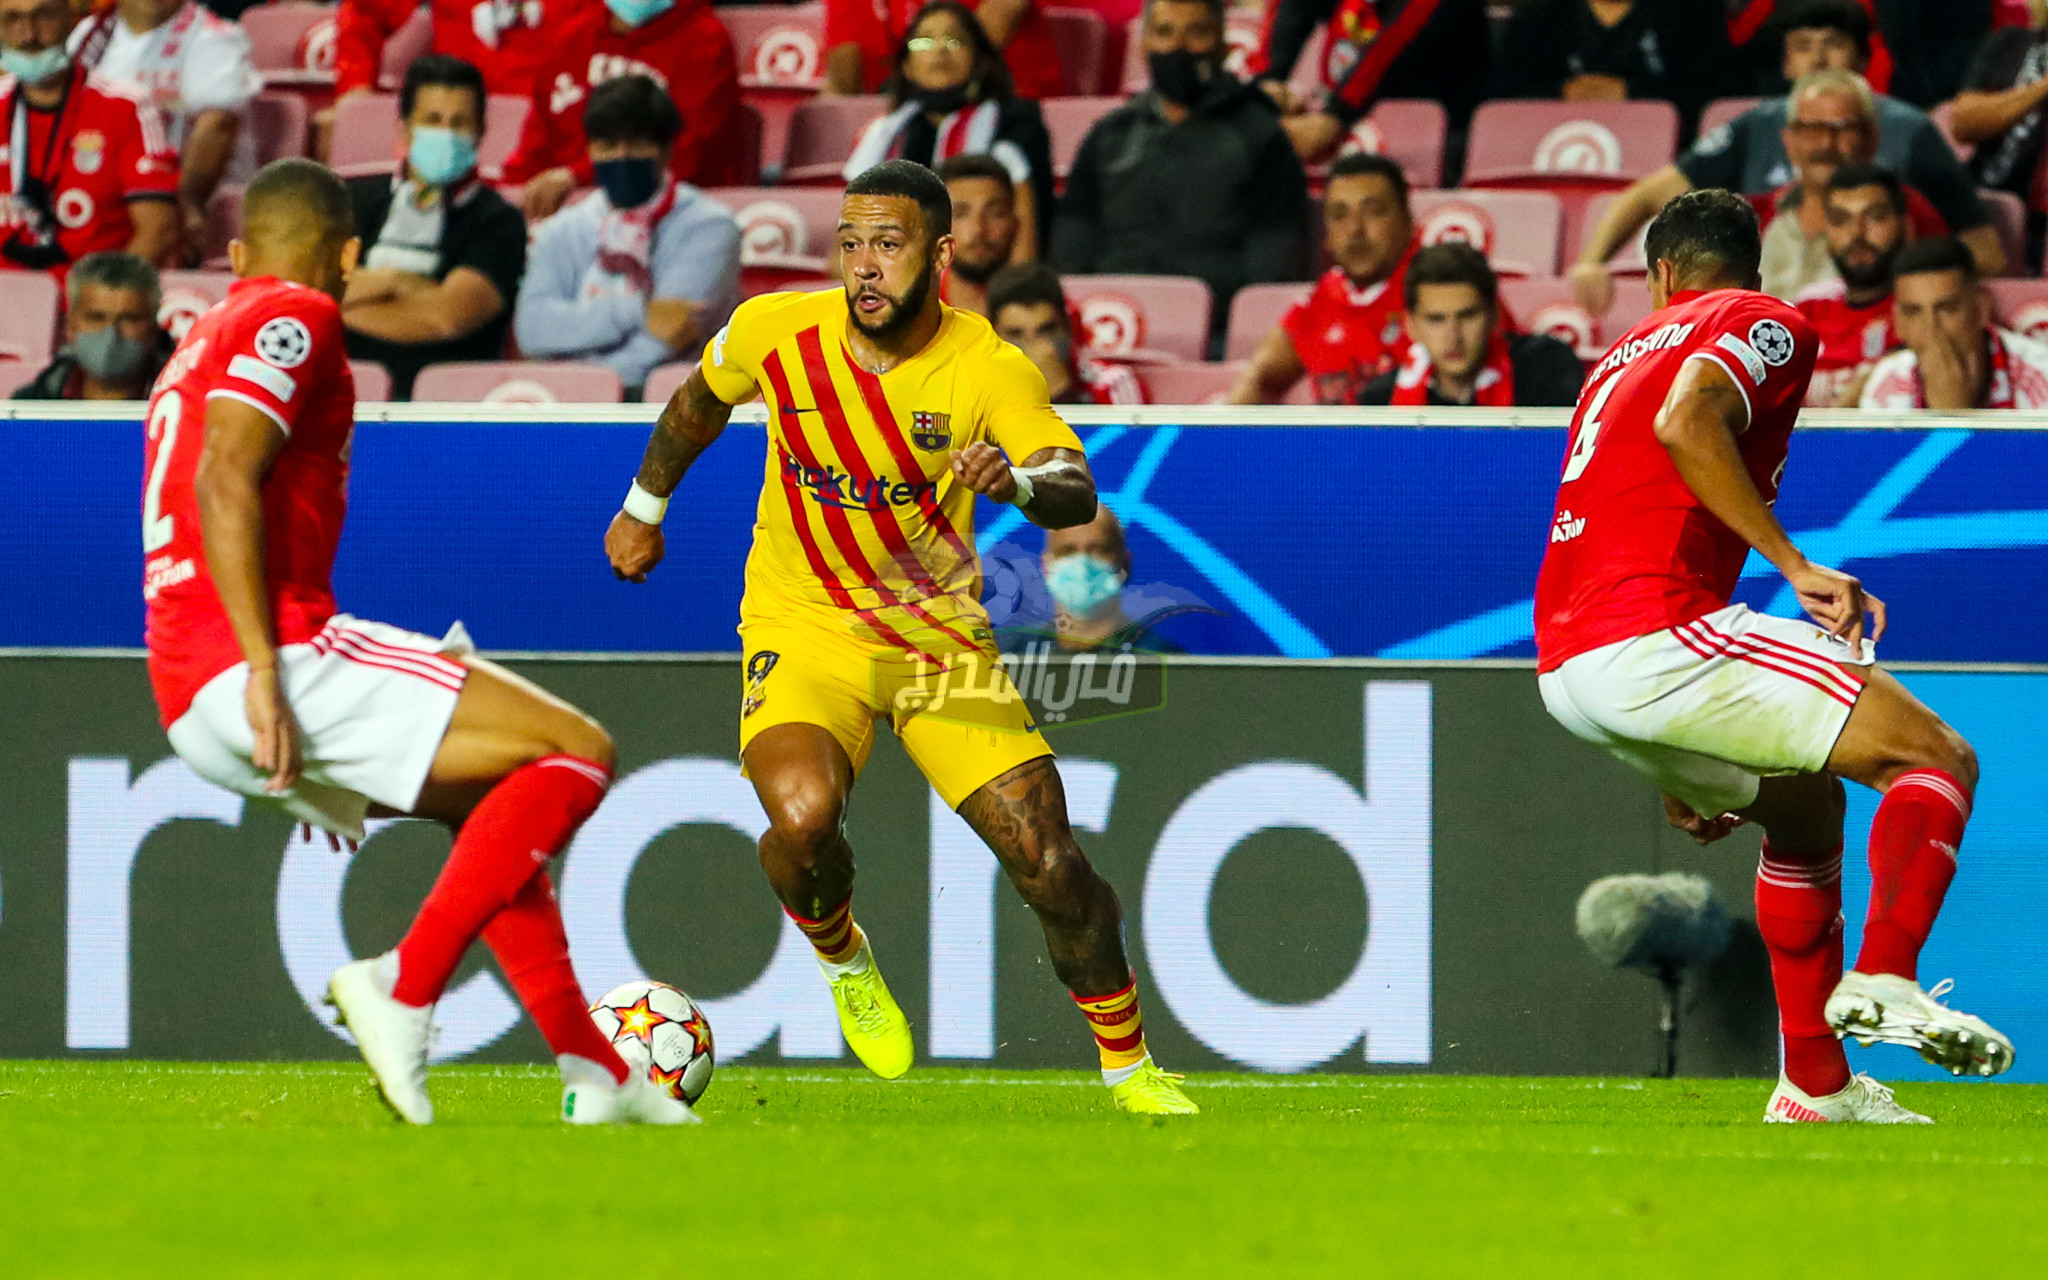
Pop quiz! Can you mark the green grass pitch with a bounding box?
[3,1062,2044,1277]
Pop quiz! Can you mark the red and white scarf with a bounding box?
[582,178,678,301]
[843,99,1002,180]
[1389,332,1517,406]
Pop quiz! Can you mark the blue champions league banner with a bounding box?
[3,406,2047,661]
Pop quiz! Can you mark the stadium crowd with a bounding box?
[1,0,2046,412]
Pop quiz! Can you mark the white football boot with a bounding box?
[325,952,435,1125]
[559,1056,702,1126]
[1764,1073,1932,1124]
[1826,972,2015,1078]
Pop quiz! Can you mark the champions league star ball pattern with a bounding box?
[589,981,715,1105]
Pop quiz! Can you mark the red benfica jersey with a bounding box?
[501,0,740,186]
[1280,262,1411,405]
[143,278,357,726]
[1534,288,1818,671]
[1794,278,1894,408]
[335,0,568,98]
[0,65,176,270]
[824,0,1063,100]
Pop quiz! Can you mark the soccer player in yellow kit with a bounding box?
[604,159,1196,1115]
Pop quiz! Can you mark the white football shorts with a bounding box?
[1538,604,1873,819]
[166,615,471,841]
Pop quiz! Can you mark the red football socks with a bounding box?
[789,896,864,966]
[482,873,628,1083]
[1756,840,1850,1098]
[1855,769,1969,981]
[392,755,611,1007]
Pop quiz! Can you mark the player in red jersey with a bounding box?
[1533,190,2013,1125]
[142,160,691,1129]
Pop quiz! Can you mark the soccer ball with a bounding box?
[589,980,715,1105]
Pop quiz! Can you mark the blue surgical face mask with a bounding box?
[1045,553,1125,618]
[604,0,674,27]
[1,46,69,86]
[407,126,478,187]
[594,156,663,210]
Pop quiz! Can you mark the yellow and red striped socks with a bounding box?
[1074,978,1149,1084]
[789,897,865,967]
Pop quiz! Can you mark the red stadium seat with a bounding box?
[1046,8,1111,96]
[1605,279,1657,337]
[328,93,529,178]
[1463,100,1679,189]
[157,270,235,343]
[1986,279,2048,342]
[642,362,694,407]
[411,361,625,404]
[1697,97,1764,143]
[1224,282,1310,361]
[248,91,310,167]
[1061,275,1212,362]
[705,185,843,292]
[242,3,334,73]
[376,6,434,90]
[1410,190,1565,277]
[1043,96,1123,180]
[0,359,40,397]
[782,96,887,185]
[722,3,828,88]
[350,360,393,402]
[1579,192,1650,275]
[0,272,60,363]
[1498,277,1606,361]
[1332,99,1448,191]
[1140,361,1245,405]
[1980,189,2026,276]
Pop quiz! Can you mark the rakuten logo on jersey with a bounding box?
[781,454,936,511]
[1588,321,1697,383]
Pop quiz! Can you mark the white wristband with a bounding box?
[622,481,669,525]
[1007,467,1035,509]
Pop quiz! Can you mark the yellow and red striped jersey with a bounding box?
[700,288,1082,656]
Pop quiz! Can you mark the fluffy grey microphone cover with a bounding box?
[1575,873,1732,971]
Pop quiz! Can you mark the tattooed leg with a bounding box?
[957,756,1131,997]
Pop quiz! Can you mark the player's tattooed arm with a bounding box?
[609,371,734,583]
[1654,357,1884,646]
[950,445,1098,529]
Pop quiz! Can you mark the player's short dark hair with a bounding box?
[243,158,355,250]
[1643,188,1762,290]
[845,158,953,241]
[399,53,486,124]
[1824,162,1906,216]
[1775,0,1871,60]
[584,74,682,149]
[1893,235,1979,284]
[1326,152,1409,208]
[1403,242,1497,312]
[937,152,1013,195]
[986,262,1069,326]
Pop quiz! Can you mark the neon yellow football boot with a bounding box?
[822,934,914,1080]
[1110,1059,1200,1115]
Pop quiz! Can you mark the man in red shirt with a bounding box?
[1794,163,1906,406]
[0,0,177,275]
[822,0,1063,101]
[1535,189,2011,1124]
[145,159,693,1128]
[333,0,570,101]
[503,0,739,219]
[1226,152,1410,404]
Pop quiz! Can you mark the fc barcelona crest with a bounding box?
[911,411,952,451]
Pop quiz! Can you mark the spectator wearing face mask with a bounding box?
[1228,152,1414,404]
[986,261,1145,404]
[0,0,179,276]
[1035,503,1184,653]
[514,74,740,397]
[341,55,526,401]
[938,153,1023,316]
[822,0,1063,101]
[1794,162,1907,406]
[1356,243,1583,407]
[504,0,741,221]
[1248,0,1492,163]
[844,4,1054,260]
[1054,0,1310,352]
[13,249,168,399]
[1861,234,2048,409]
[68,0,258,267]
[1493,0,1733,129]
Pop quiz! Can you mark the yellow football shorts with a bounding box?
[737,615,1053,810]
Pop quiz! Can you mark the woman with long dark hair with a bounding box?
[842,1,1055,259]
